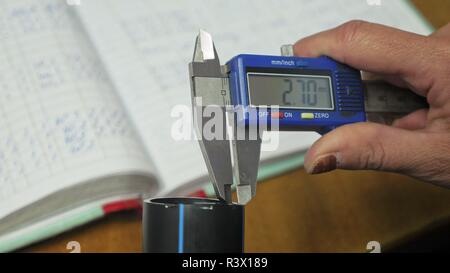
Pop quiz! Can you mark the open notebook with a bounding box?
[0,0,432,252]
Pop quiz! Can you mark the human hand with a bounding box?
[294,20,450,187]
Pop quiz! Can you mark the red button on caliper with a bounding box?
[271,112,284,119]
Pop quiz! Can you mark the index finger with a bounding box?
[293,21,432,96]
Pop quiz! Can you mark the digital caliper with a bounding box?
[189,30,427,205]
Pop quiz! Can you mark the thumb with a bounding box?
[304,122,432,176]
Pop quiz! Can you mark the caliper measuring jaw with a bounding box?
[189,30,261,205]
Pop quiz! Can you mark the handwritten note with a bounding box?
[0,0,154,218]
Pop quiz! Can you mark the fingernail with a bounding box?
[309,154,337,174]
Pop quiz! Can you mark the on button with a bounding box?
[271,112,284,119]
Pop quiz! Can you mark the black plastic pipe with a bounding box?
[143,197,244,253]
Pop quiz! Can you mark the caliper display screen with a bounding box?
[247,72,334,110]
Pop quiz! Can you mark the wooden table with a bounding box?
[22,0,450,253]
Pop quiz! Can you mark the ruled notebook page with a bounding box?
[0,0,155,218]
[76,0,432,193]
